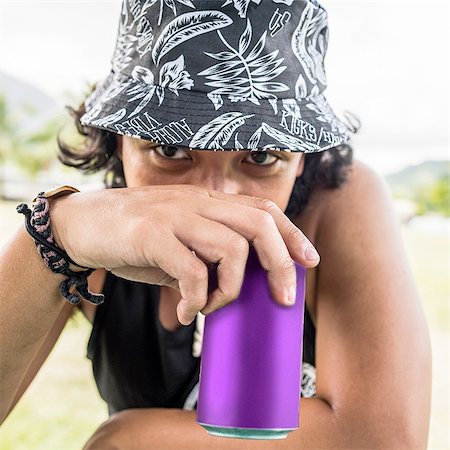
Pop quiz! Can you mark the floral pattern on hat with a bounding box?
[80,0,355,152]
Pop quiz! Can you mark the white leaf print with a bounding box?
[249,54,284,76]
[145,0,197,27]
[251,64,286,81]
[165,0,177,16]
[100,79,133,106]
[90,108,127,127]
[291,3,328,87]
[126,66,157,117]
[207,92,224,110]
[152,11,233,66]
[177,0,195,8]
[83,76,129,123]
[268,97,278,115]
[295,72,307,99]
[206,78,248,87]
[253,81,288,92]
[221,0,262,19]
[261,143,283,150]
[198,19,289,113]
[246,29,267,63]
[189,112,254,149]
[156,85,165,104]
[82,103,103,122]
[305,8,328,85]
[234,131,244,149]
[203,50,235,61]
[238,16,252,54]
[136,16,154,58]
[306,93,349,135]
[282,99,302,119]
[247,50,278,68]
[198,60,242,78]
[128,0,143,20]
[131,66,155,84]
[112,2,138,72]
[127,86,156,118]
[247,125,263,149]
[159,54,184,85]
[124,56,193,118]
[291,3,315,84]
[273,0,295,5]
[159,54,194,94]
[208,68,247,81]
[261,122,320,151]
[310,85,320,97]
[142,0,159,13]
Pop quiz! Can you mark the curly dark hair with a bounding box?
[57,99,360,221]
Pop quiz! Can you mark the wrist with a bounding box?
[48,194,89,273]
[47,196,67,251]
[16,186,104,305]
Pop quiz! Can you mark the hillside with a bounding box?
[0,71,59,133]
[386,160,450,199]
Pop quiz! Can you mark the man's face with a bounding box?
[117,135,305,214]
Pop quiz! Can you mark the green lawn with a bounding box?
[0,199,448,450]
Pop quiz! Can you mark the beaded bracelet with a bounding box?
[16,192,105,305]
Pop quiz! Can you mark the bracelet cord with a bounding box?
[16,192,105,305]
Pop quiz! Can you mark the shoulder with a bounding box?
[294,159,391,240]
[314,158,399,265]
[312,158,399,288]
[312,158,391,221]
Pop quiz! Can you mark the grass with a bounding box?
[402,226,449,332]
[0,314,108,450]
[0,199,448,449]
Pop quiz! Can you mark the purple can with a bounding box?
[196,245,306,440]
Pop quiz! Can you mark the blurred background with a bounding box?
[0,0,448,448]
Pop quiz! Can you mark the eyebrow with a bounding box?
[138,141,289,154]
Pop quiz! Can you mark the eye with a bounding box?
[153,145,280,166]
[154,145,190,160]
[245,151,280,166]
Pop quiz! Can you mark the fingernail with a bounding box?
[286,285,296,305]
[305,245,319,260]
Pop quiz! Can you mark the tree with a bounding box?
[415,174,450,217]
[0,93,63,198]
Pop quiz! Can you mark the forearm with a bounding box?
[150,399,337,450]
[0,217,72,422]
[83,398,339,450]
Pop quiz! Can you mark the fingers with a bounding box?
[184,196,313,306]
[174,216,249,316]
[110,266,180,290]
[122,185,320,325]
[206,190,320,267]
[141,236,209,325]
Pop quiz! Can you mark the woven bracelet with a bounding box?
[16,192,105,305]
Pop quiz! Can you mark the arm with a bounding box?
[311,160,431,448]
[82,405,335,450]
[0,197,78,423]
[82,161,432,449]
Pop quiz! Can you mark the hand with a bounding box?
[50,185,320,325]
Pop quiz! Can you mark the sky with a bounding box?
[0,0,448,175]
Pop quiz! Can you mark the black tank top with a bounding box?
[87,271,316,415]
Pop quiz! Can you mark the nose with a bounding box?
[191,171,240,194]
[187,160,240,194]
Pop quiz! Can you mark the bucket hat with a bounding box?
[80,0,354,153]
